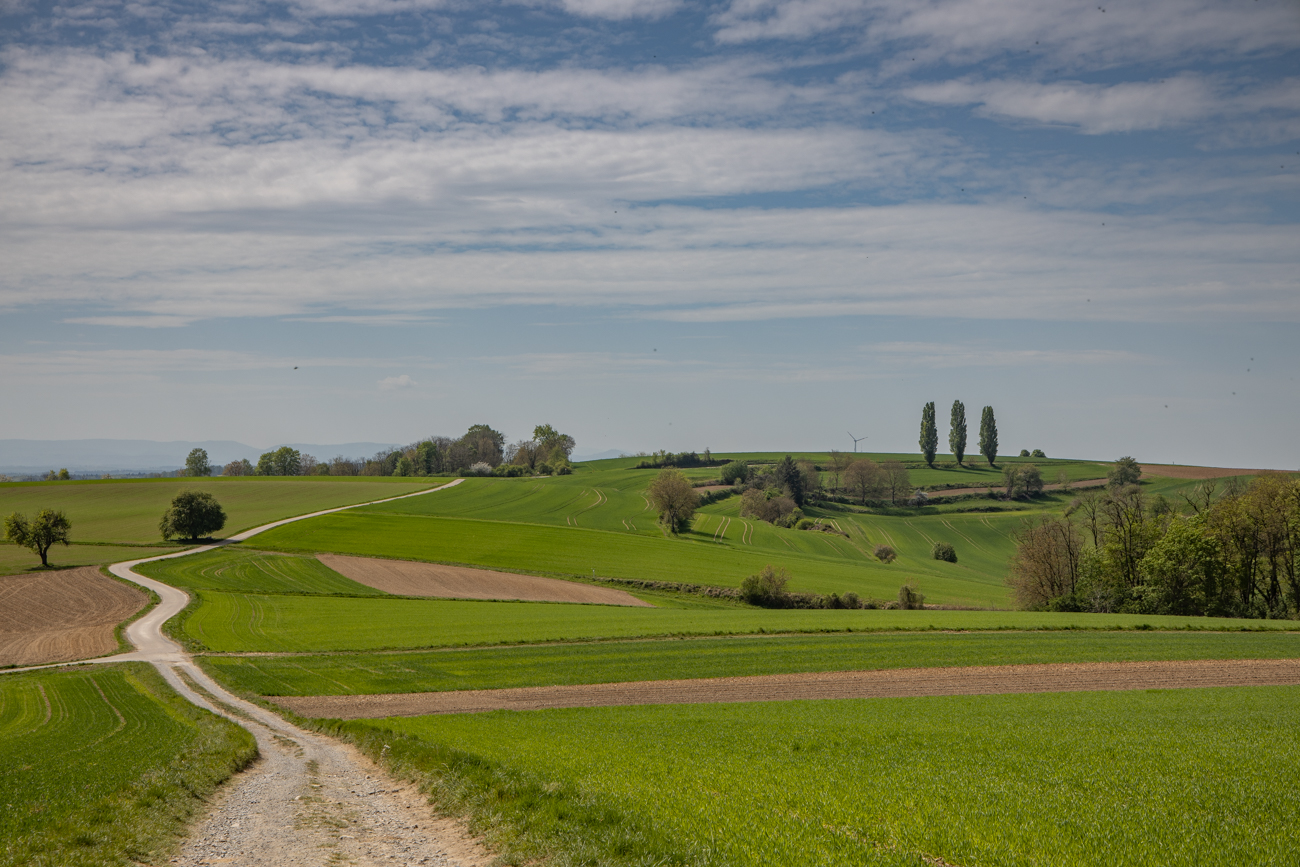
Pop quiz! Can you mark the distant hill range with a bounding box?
[0,439,400,475]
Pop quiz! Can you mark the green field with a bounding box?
[203,629,1300,696]
[135,546,384,596]
[179,591,1293,653]
[252,511,1012,605]
[0,663,256,867]
[332,687,1300,866]
[0,542,174,575]
[0,476,446,558]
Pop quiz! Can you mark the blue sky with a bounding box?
[1,0,1297,466]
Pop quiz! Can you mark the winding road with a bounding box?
[17,478,490,867]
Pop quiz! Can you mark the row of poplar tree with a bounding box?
[918,401,998,468]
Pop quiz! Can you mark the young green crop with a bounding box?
[0,476,445,547]
[135,546,384,596]
[202,629,1300,696]
[180,591,1294,653]
[338,687,1300,867]
[251,512,1012,606]
[0,663,255,867]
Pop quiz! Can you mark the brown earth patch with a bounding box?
[928,478,1107,498]
[317,554,654,607]
[272,658,1300,719]
[0,566,147,666]
[1139,464,1292,480]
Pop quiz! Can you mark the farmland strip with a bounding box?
[274,658,1300,719]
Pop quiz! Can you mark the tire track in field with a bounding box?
[713,516,732,542]
[941,520,989,555]
[906,521,938,546]
[980,516,1014,541]
[741,521,753,545]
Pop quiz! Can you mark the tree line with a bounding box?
[1008,469,1300,619]
[181,423,576,479]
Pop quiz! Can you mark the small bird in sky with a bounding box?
[294,366,298,369]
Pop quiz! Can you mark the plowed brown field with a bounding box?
[1140,464,1291,480]
[0,566,147,666]
[273,658,1300,719]
[318,554,653,607]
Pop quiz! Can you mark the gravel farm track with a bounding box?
[0,565,146,666]
[318,553,653,606]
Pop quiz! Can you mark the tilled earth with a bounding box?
[318,553,652,606]
[0,566,146,666]
[272,658,1300,719]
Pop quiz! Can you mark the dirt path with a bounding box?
[0,566,146,666]
[273,658,1300,719]
[4,480,491,866]
[163,663,490,867]
[319,553,652,607]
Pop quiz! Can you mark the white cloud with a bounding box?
[377,374,417,390]
[906,74,1218,133]
[713,0,1300,71]
[555,0,680,20]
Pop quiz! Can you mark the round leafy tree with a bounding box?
[4,509,72,567]
[159,490,226,541]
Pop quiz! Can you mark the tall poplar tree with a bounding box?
[919,402,938,467]
[979,406,999,466]
[949,400,967,466]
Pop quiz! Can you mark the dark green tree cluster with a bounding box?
[1008,471,1300,618]
[184,448,212,477]
[159,490,226,541]
[257,446,302,476]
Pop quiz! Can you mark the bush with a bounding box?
[492,464,528,477]
[720,460,750,485]
[1031,449,1046,458]
[1019,449,1030,457]
[897,583,925,609]
[468,462,492,476]
[931,542,957,563]
[873,544,896,563]
[556,464,573,475]
[795,518,816,530]
[740,565,790,607]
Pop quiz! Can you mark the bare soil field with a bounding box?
[0,566,147,666]
[318,554,654,607]
[1139,464,1292,480]
[930,478,1107,498]
[273,658,1300,719]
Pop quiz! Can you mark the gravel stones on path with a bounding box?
[164,663,492,867]
[272,658,1300,719]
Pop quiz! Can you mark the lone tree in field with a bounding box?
[949,400,967,466]
[1108,456,1142,488]
[159,490,226,541]
[919,402,938,467]
[4,509,72,567]
[647,468,700,534]
[979,405,999,466]
[184,448,212,477]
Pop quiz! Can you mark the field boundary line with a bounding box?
[271,658,1300,719]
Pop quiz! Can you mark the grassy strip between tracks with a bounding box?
[178,591,1297,654]
[200,629,1300,696]
[0,663,256,867]
[315,686,1300,867]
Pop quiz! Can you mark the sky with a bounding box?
[1,0,1297,467]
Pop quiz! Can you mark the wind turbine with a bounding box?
[848,432,866,453]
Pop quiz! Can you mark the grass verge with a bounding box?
[0,662,256,867]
